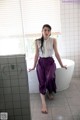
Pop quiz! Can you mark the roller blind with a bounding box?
[0,0,25,55]
[0,0,23,37]
[21,0,61,34]
[0,0,61,36]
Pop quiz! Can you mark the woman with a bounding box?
[29,24,67,114]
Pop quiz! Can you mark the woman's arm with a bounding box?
[29,40,39,71]
[53,38,67,69]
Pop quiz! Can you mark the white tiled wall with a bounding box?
[60,0,80,78]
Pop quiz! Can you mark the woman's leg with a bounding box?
[45,58,56,99]
[40,93,48,113]
[36,58,48,113]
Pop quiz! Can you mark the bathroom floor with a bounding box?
[30,78,80,120]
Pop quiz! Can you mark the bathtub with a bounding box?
[27,58,75,93]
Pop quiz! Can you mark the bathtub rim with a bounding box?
[55,58,75,69]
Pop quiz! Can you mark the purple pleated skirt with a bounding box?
[36,57,57,95]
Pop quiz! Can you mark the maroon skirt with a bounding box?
[36,57,57,95]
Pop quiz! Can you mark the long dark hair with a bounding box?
[39,24,52,52]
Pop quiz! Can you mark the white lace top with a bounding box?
[36,37,54,57]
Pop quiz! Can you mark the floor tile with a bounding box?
[30,78,80,120]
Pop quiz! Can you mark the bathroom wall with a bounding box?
[0,55,31,120]
[60,0,80,78]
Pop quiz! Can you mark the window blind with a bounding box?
[0,0,23,37]
[21,0,61,34]
[0,0,25,55]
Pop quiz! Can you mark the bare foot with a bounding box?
[41,105,48,114]
[47,92,54,100]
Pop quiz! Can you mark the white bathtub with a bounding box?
[27,58,75,93]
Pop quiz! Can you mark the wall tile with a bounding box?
[60,1,80,77]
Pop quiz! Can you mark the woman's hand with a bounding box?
[28,67,35,72]
[61,65,67,69]
[28,40,39,72]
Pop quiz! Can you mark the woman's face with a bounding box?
[42,27,51,39]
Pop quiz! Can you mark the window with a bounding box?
[0,0,25,55]
[0,0,61,57]
[21,0,61,34]
[21,0,61,62]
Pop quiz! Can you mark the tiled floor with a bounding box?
[30,78,80,120]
